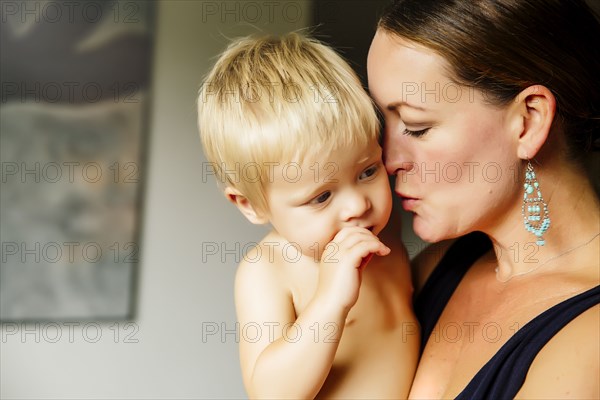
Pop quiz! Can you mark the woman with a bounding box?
[367,0,600,398]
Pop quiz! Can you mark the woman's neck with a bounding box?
[488,159,599,282]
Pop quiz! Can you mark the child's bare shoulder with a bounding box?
[234,231,297,306]
[236,232,286,283]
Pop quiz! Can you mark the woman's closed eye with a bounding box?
[403,127,430,137]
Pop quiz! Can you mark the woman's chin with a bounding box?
[413,216,447,243]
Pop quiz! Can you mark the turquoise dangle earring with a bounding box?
[522,160,550,246]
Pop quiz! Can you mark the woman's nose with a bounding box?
[383,124,413,176]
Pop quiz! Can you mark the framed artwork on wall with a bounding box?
[0,1,154,321]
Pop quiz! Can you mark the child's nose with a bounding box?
[341,190,371,222]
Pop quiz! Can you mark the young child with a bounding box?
[198,33,419,399]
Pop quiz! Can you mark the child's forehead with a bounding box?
[271,138,382,173]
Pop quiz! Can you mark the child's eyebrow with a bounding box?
[290,184,329,204]
[357,155,371,164]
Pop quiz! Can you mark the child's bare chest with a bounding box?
[288,255,416,360]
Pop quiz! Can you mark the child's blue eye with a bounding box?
[403,128,430,137]
[311,191,331,204]
[359,164,379,180]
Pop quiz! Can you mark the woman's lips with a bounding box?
[396,192,419,212]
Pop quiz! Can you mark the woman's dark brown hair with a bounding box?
[378,0,600,158]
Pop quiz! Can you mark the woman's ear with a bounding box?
[224,187,269,225]
[513,85,556,159]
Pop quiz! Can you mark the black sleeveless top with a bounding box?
[414,232,600,399]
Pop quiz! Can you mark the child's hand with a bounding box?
[314,227,391,312]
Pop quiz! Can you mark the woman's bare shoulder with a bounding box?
[516,303,599,399]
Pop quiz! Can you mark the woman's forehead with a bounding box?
[368,32,454,107]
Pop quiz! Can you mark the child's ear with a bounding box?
[224,187,269,225]
[511,85,556,159]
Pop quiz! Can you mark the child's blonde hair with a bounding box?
[198,32,380,213]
